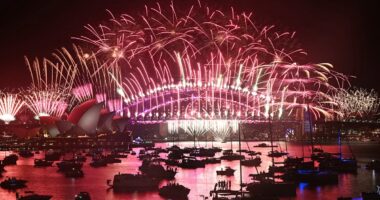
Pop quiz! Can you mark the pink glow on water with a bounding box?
[1,142,378,200]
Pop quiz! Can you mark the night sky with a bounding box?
[0,0,379,91]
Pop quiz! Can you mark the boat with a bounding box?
[90,158,108,167]
[284,156,303,166]
[247,180,296,198]
[0,162,5,173]
[107,173,159,192]
[178,157,205,169]
[366,160,380,171]
[44,151,61,161]
[168,150,183,160]
[105,155,122,164]
[254,143,278,148]
[267,150,288,158]
[164,159,179,166]
[34,159,53,167]
[56,160,83,171]
[138,153,158,160]
[210,180,252,200]
[247,113,296,198]
[159,183,190,200]
[167,145,181,151]
[0,177,27,190]
[269,165,287,173]
[16,191,52,200]
[73,154,87,162]
[247,151,262,156]
[246,173,296,198]
[317,126,357,174]
[216,167,235,176]
[211,147,222,153]
[203,157,221,164]
[361,185,380,200]
[139,149,146,156]
[236,149,248,153]
[282,169,338,185]
[18,150,34,158]
[318,157,358,173]
[241,157,262,167]
[311,152,335,161]
[64,168,84,178]
[74,192,91,200]
[139,160,177,180]
[189,148,215,157]
[220,153,245,161]
[3,154,19,165]
[222,149,233,155]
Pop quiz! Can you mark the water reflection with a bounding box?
[0,142,379,199]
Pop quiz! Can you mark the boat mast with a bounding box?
[238,122,243,196]
[269,114,274,167]
[307,102,314,155]
[338,123,342,159]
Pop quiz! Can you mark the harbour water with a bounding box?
[1,141,380,200]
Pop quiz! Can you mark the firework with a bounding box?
[77,0,347,129]
[23,88,68,119]
[334,88,380,119]
[25,56,74,92]
[52,45,123,111]
[0,92,24,124]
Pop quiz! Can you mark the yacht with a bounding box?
[107,173,159,192]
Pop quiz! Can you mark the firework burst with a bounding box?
[0,92,24,124]
[23,88,68,119]
[77,1,348,125]
[334,88,380,119]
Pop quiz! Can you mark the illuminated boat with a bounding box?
[366,160,380,171]
[318,157,358,173]
[74,192,91,200]
[64,168,84,178]
[282,169,338,185]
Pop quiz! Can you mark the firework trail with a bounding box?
[0,92,24,124]
[51,45,123,114]
[23,88,68,119]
